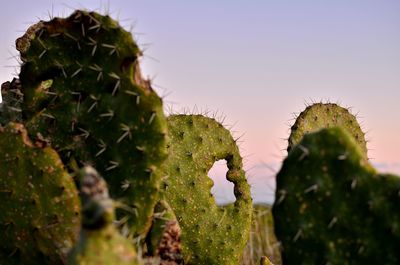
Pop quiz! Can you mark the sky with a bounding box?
[1,0,399,204]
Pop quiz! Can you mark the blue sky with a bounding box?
[1,1,399,203]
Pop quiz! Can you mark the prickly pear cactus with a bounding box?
[288,103,367,156]
[17,10,168,236]
[273,127,400,264]
[0,122,80,265]
[162,114,252,265]
[68,166,141,265]
[0,79,23,125]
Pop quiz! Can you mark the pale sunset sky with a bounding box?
[1,1,399,203]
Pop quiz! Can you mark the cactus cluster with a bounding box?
[0,8,254,265]
[273,103,400,264]
[161,115,253,264]
[1,7,398,265]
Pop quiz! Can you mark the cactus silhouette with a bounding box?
[273,127,400,264]
[0,122,80,265]
[161,114,252,265]
[16,10,168,236]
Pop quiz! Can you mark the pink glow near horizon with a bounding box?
[0,1,399,203]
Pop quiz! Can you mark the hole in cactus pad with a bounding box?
[208,159,235,205]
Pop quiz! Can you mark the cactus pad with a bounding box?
[0,122,80,264]
[162,114,252,265]
[288,103,367,156]
[17,10,168,236]
[273,127,400,264]
[68,166,140,265]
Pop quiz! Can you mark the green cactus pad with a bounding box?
[0,122,80,265]
[288,103,367,156]
[69,166,140,265]
[0,79,23,125]
[273,127,400,264]
[17,10,168,236]
[162,114,252,265]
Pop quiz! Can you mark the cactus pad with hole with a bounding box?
[162,114,252,265]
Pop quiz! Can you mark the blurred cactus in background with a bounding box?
[274,103,400,264]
